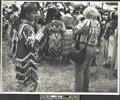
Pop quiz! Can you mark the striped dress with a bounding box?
[12,22,38,92]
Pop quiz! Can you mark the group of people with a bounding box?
[2,2,118,92]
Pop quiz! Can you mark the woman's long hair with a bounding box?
[45,8,61,25]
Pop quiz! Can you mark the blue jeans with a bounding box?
[74,43,96,92]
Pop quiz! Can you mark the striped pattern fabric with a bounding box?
[13,23,39,92]
[15,52,38,92]
[62,29,75,55]
[77,19,100,46]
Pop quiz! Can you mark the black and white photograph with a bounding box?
[1,1,118,93]
[0,94,120,100]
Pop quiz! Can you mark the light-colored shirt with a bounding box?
[76,19,100,46]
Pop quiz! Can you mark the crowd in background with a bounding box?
[3,1,118,75]
[2,2,118,92]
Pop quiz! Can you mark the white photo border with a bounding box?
[1,0,119,95]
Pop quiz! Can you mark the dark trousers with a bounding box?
[74,44,96,92]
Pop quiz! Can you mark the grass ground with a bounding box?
[2,40,117,92]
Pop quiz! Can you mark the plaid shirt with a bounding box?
[76,19,100,46]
